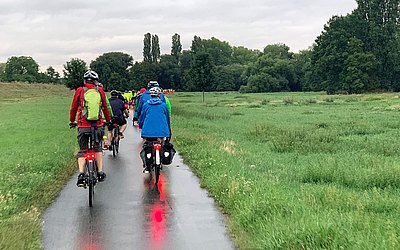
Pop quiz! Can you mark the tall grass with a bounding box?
[169,91,400,249]
[0,83,76,249]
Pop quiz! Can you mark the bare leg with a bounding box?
[107,130,113,146]
[78,157,85,173]
[96,152,103,172]
[120,124,127,133]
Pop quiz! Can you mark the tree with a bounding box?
[4,56,40,82]
[178,50,193,90]
[191,36,203,55]
[309,15,357,93]
[191,37,233,66]
[46,66,61,83]
[0,62,5,81]
[90,52,133,90]
[151,34,161,63]
[355,0,400,90]
[157,55,181,89]
[232,46,260,65]
[171,33,182,61]
[240,54,296,92]
[263,44,293,60]
[143,33,152,63]
[129,62,157,90]
[292,49,312,91]
[212,64,246,91]
[63,58,87,89]
[188,52,214,101]
[341,38,378,93]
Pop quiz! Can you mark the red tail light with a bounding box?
[85,152,96,160]
[153,144,161,151]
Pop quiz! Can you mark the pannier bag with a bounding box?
[162,141,176,165]
[140,142,154,166]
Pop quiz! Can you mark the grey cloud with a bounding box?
[0,0,357,73]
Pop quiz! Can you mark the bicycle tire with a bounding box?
[88,161,94,207]
[115,126,120,154]
[115,138,119,154]
[112,139,116,157]
[155,165,160,184]
[89,181,93,207]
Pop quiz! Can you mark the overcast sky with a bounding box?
[0,0,357,73]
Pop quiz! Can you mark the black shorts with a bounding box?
[77,128,103,158]
[108,116,126,130]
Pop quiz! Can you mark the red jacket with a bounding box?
[69,83,111,128]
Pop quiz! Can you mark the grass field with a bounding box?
[169,91,400,249]
[2,83,400,249]
[0,83,76,249]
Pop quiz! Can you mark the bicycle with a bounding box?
[143,140,163,184]
[84,125,101,207]
[110,124,120,157]
[70,123,100,207]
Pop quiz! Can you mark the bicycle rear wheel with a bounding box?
[116,127,120,154]
[87,162,95,207]
[155,165,160,184]
[115,138,119,154]
[112,139,116,157]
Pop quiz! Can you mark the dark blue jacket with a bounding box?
[139,98,171,138]
[109,97,125,118]
[134,90,166,120]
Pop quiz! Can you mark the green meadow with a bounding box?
[2,83,400,249]
[170,91,400,249]
[0,83,76,249]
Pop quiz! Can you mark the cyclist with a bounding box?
[108,90,129,145]
[164,92,172,117]
[134,81,166,126]
[69,70,112,187]
[139,87,171,173]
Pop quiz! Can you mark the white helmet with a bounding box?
[83,70,99,82]
[149,87,162,96]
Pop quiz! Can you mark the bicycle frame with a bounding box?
[85,125,100,207]
[111,124,120,157]
[147,141,162,184]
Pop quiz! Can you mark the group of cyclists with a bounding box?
[69,70,172,187]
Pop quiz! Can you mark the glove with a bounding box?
[69,121,77,128]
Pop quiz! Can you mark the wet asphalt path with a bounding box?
[42,119,234,250]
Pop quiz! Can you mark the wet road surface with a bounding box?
[42,121,234,250]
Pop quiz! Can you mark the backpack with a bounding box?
[81,87,102,121]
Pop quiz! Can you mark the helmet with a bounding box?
[147,81,159,89]
[110,90,119,97]
[83,70,99,82]
[149,87,162,97]
[140,88,146,93]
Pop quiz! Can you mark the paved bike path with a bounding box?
[42,121,234,250]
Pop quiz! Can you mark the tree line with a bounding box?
[0,0,398,94]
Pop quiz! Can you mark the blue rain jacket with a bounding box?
[134,90,166,120]
[139,97,171,138]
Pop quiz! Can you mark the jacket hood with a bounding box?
[147,98,162,105]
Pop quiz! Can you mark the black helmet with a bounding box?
[147,80,159,89]
[110,90,119,97]
[83,70,99,82]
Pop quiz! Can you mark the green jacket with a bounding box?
[165,95,171,116]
